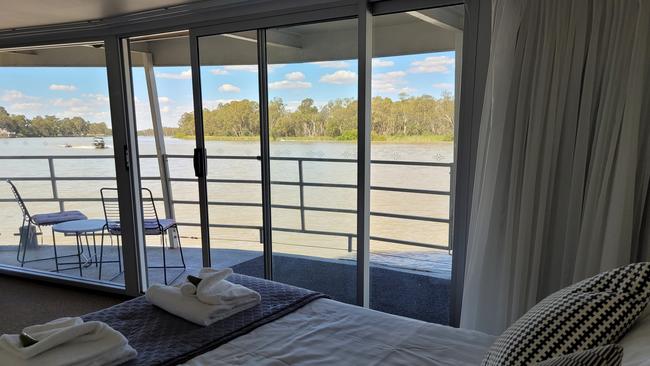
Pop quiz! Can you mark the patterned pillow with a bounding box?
[536,345,623,366]
[482,263,650,366]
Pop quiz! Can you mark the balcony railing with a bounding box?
[0,154,453,252]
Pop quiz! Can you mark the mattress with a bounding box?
[183,298,496,366]
[82,274,326,365]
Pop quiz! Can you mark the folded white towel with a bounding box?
[0,317,137,366]
[146,284,260,326]
[197,276,261,307]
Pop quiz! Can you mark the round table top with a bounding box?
[52,219,106,234]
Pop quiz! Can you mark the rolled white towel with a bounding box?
[146,284,260,326]
[0,317,137,366]
[179,282,197,297]
[198,267,233,281]
[197,277,261,306]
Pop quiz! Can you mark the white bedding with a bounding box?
[182,299,496,366]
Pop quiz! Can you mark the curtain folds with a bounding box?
[460,0,650,335]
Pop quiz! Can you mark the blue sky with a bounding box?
[0,51,455,130]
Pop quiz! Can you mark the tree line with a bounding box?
[176,92,455,140]
[1,92,455,140]
[0,107,111,137]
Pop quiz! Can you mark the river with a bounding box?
[0,136,453,275]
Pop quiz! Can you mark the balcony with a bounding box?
[0,151,452,324]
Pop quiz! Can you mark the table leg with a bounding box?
[76,234,83,277]
[83,233,92,267]
[92,233,98,267]
[52,229,59,273]
[99,229,104,280]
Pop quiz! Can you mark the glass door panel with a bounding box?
[267,19,358,303]
[0,41,124,287]
[369,5,464,324]
[127,32,201,285]
[198,31,264,277]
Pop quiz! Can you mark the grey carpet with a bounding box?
[0,274,126,334]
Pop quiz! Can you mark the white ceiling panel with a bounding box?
[0,0,203,30]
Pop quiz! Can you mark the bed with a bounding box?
[182,298,495,365]
[82,274,494,365]
[82,273,650,366]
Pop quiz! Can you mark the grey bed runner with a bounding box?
[82,274,327,365]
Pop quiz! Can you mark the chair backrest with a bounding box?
[6,180,32,221]
[100,187,121,231]
[100,187,161,232]
[141,188,161,228]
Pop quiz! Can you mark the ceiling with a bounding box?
[0,0,203,30]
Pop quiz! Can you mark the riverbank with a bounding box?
[166,134,454,144]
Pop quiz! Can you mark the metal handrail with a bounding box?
[0,154,453,251]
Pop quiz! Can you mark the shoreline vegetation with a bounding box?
[0,107,110,137]
[1,94,455,143]
[148,134,454,144]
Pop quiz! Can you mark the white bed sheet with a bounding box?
[182,299,495,366]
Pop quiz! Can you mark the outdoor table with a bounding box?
[52,219,105,277]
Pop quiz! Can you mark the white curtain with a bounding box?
[460,0,650,335]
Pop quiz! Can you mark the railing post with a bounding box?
[48,158,64,212]
[298,159,305,231]
[143,52,177,249]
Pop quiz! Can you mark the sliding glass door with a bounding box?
[196,30,265,278]
[133,3,464,319]
[369,5,464,323]
[266,19,359,304]
[189,18,361,301]
[125,32,201,286]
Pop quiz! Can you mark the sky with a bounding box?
[0,51,455,130]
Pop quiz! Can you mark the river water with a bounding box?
[0,136,453,274]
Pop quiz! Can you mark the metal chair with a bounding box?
[6,179,87,269]
[99,187,186,285]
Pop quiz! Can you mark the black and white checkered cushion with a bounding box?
[482,263,650,365]
[536,345,623,366]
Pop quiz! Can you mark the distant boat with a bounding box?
[64,143,72,148]
[93,137,106,149]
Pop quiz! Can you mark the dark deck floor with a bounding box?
[0,244,450,324]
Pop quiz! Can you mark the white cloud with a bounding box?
[269,71,311,90]
[432,83,454,90]
[156,68,192,79]
[203,99,237,109]
[1,90,37,103]
[161,106,171,113]
[49,84,77,91]
[313,61,350,69]
[158,96,172,104]
[409,56,455,73]
[210,68,229,75]
[269,80,312,90]
[320,70,357,85]
[285,71,306,81]
[373,71,413,94]
[9,102,43,111]
[82,94,110,103]
[372,59,394,68]
[218,83,241,93]
[51,98,83,107]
